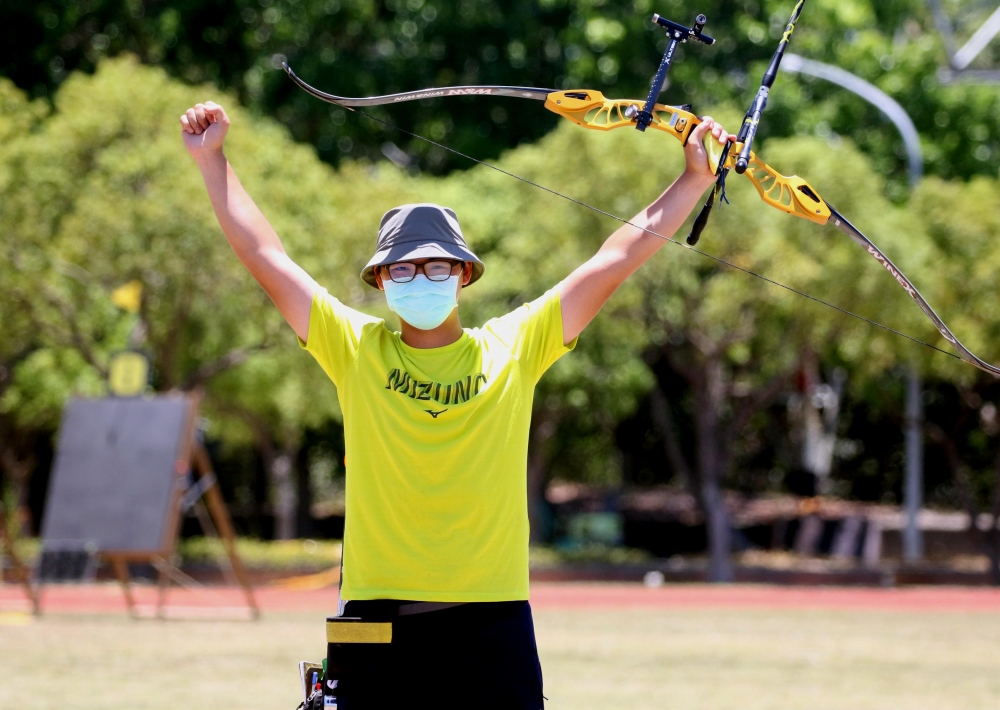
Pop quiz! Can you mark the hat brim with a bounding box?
[361,240,485,288]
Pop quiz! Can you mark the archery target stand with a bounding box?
[37,391,259,619]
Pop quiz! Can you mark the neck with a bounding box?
[399,309,463,348]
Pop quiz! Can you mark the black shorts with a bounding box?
[334,600,544,710]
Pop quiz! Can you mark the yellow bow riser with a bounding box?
[543,90,831,226]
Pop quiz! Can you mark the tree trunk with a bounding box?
[990,449,1000,586]
[648,386,698,500]
[526,412,557,544]
[271,448,298,541]
[238,410,299,541]
[0,442,35,537]
[658,335,788,583]
[701,475,733,581]
[692,357,734,582]
[903,366,924,562]
[296,444,313,539]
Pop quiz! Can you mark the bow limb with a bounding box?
[720,153,1000,377]
[826,209,1000,377]
[282,62,554,106]
[695,144,999,376]
[281,67,724,165]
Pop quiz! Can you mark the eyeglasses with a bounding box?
[382,260,463,283]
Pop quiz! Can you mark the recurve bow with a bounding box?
[282,4,1000,377]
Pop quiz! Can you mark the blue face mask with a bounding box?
[382,274,459,330]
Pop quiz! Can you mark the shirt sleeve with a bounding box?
[486,287,577,384]
[299,287,382,387]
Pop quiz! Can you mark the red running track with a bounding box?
[4,583,1000,616]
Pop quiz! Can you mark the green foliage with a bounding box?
[909,174,1000,382]
[3,54,1000,514]
[177,536,341,570]
[4,0,1000,190]
[0,57,386,446]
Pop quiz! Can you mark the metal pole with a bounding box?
[904,366,924,562]
[780,54,924,187]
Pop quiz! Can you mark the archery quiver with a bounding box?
[299,617,393,708]
[296,661,325,710]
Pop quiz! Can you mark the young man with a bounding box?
[181,101,731,708]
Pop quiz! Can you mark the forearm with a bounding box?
[181,102,316,341]
[559,171,713,323]
[195,150,287,264]
[595,170,714,279]
[193,149,317,340]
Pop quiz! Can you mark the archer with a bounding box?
[181,99,731,708]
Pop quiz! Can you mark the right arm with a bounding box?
[181,102,318,342]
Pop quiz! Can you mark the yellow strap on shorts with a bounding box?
[326,618,392,644]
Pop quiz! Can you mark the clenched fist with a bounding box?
[683,116,732,182]
[180,102,230,158]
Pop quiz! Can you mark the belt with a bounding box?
[397,601,465,616]
[338,599,467,619]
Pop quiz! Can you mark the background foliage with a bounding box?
[4,0,1000,189]
[2,2,1000,552]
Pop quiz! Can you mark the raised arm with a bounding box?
[181,102,318,342]
[557,118,731,344]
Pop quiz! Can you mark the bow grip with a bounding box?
[702,130,726,175]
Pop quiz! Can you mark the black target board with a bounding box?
[40,396,192,566]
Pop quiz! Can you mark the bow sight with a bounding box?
[631,13,715,132]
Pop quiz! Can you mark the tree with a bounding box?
[448,111,943,578]
[4,1,1000,189]
[0,56,417,537]
[909,175,1000,582]
[635,133,946,580]
[0,78,53,531]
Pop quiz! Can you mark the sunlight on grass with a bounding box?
[1,608,998,709]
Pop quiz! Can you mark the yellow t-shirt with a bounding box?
[302,287,576,602]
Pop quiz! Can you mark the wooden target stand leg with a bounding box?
[110,555,137,618]
[103,394,259,620]
[0,506,40,615]
[189,442,260,619]
[144,450,259,620]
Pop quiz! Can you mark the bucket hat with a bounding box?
[360,204,485,288]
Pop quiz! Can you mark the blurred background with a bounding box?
[3,1,1000,708]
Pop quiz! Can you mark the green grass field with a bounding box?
[2,608,999,709]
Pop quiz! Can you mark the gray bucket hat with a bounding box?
[361,203,485,288]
